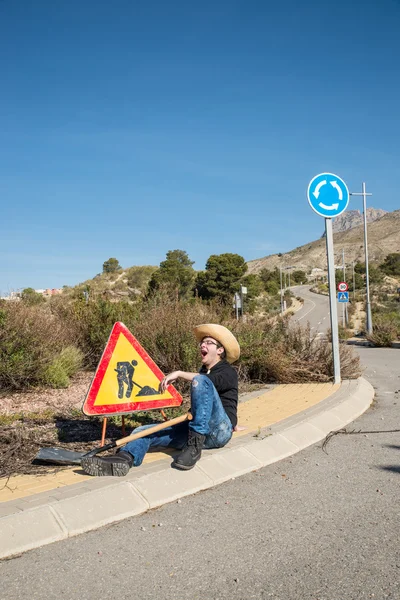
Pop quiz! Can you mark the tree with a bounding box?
[259,268,280,291]
[240,274,264,299]
[291,270,307,284]
[148,250,195,299]
[102,257,121,274]
[354,262,366,274]
[352,264,383,285]
[239,274,264,314]
[265,280,280,296]
[196,253,247,303]
[380,253,400,277]
[21,287,45,305]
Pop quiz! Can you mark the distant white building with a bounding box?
[0,291,21,301]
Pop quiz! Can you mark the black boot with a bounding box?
[173,430,206,471]
[81,450,133,477]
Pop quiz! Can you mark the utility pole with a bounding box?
[342,249,346,327]
[280,267,284,314]
[353,261,356,300]
[342,249,349,326]
[350,183,373,334]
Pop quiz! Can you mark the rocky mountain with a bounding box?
[247,209,400,274]
[321,207,387,237]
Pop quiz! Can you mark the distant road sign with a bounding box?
[234,292,241,309]
[338,282,348,292]
[337,292,349,303]
[307,173,349,218]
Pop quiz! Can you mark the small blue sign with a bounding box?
[307,173,349,218]
[338,292,349,303]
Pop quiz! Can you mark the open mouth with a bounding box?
[201,349,208,358]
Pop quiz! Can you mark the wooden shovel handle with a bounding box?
[114,413,192,448]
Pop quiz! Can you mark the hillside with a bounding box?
[321,207,387,237]
[247,209,400,274]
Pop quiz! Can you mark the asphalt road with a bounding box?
[290,285,331,335]
[1,310,399,599]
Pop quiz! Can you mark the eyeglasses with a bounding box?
[198,340,219,348]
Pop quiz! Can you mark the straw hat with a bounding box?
[193,324,240,364]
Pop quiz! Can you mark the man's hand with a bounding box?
[159,371,181,393]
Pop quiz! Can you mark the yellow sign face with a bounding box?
[83,322,182,416]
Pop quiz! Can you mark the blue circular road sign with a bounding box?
[307,172,349,218]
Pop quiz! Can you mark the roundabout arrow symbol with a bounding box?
[318,202,339,211]
[312,180,327,199]
[330,180,343,200]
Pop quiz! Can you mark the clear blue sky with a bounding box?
[1,0,400,293]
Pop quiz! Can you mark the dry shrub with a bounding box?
[234,319,361,383]
[366,313,399,347]
[49,295,140,368]
[0,302,82,391]
[0,295,363,393]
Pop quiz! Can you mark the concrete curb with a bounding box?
[0,377,374,560]
[347,339,400,348]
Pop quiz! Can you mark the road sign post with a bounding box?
[325,219,341,384]
[234,293,241,320]
[307,172,350,385]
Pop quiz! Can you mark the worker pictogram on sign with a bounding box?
[82,322,183,416]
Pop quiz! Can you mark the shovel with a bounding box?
[35,413,192,466]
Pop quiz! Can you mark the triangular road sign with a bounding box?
[83,322,183,416]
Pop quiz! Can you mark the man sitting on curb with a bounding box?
[81,323,240,477]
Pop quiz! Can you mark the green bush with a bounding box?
[21,288,45,306]
[41,346,84,388]
[265,280,279,296]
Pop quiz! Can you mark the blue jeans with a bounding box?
[121,375,233,467]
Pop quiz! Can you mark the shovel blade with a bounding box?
[35,447,86,466]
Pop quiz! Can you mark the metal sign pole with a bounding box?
[342,249,348,326]
[326,219,341,384]
[307,172,348,385]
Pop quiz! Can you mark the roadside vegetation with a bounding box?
[0,251,359,397]
[0,251,364,477]
[309,253,400,346]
